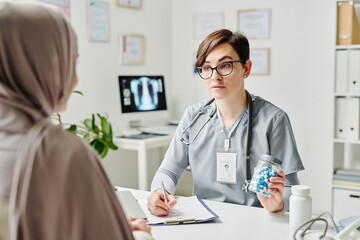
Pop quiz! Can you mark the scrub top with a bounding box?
[151,94,304,211]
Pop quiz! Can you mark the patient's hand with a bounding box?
[127,216,151,234]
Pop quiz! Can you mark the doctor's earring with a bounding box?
[244,75,247,78]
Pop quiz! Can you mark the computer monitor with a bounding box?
[118,75,168,128]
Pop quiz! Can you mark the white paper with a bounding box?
[194,14,223,39]
[88,1,109,42]
[238,9,270,38]
[137,196,215,225]
[250,49,269,75]
[122,35,144,64]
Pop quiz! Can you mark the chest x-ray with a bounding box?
[118,76,167,113]
[130,77,159,111]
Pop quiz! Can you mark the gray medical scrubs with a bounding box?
[151,95,304,211]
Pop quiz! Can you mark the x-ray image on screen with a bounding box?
[119,76,167,113]
[131,77,159,110]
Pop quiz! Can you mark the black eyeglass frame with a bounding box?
[196,60,247,80]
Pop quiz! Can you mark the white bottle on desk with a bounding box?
[289,185,312,229]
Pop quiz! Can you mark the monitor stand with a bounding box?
[129,120,142,128]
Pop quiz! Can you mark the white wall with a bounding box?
[171,0,335,214]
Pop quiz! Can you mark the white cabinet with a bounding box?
[333,46,360,220]
[333,188,360,222]
[333,1,360,220]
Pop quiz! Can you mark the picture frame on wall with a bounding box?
[38,0,70,19]
[116,0,142,9]
[250,48,270,75]
[193,13,224,40]
[88,1,110,42]
[237,9,270,39]
[120,34,145,65]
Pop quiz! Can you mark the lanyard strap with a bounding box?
[223,117,241,151]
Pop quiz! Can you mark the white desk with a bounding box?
[114,127,175,191]
[118,188,287,239]
[118,187,333,240]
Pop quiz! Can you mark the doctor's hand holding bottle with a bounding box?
[256,169,286,212]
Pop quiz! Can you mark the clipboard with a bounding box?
[137,196,219,225]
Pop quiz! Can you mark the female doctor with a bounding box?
[147,29,304,215]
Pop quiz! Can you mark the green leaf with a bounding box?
[109,123,113,137]
[73,90,84,96]
[91,114,95,130]
[100,116,111,135]
[108,141,118,150]
[90,138,108,158]
[66,124,77,134]
[83,119,92,131]
[84,133,90,142]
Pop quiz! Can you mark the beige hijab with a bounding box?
[0,3,134,240]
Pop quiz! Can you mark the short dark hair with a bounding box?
[195,29,249,69]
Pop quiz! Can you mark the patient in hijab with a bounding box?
[0,2,152,240]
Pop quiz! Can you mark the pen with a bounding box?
[160,180,169,213]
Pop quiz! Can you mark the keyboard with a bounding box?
[117,132,168,140]
[139,125,176,135]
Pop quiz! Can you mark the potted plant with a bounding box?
[55,92,118,159]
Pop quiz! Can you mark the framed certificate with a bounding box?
[116,0,142,9]
[238,9,270,39]
[121,34,145,65]
[193,13,223,40]
[250,48,270,75]
[88,1,110,42]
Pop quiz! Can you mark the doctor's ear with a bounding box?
[243,59,252,78]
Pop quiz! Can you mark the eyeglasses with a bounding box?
[196,60,246,80]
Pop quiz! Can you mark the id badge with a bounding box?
[216,148,237,184]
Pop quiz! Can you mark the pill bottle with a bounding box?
[289,185,312,229]
[249,154,282,197]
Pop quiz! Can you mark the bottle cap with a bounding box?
[291,185,310,195]
[261,154,282,166]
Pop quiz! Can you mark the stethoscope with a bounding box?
[179,90,254,194]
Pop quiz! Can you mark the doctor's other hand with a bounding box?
[147,189,176,216]
[257,169,285,213]
[127,216,152,234]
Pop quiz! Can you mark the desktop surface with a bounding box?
[117,187,336,240]
[117,187,292,240]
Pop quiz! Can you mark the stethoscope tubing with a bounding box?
[179,99,215,145]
